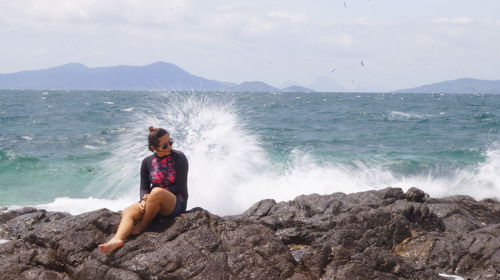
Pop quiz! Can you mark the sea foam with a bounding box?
[37,93,500,216]
[36,197,136,215]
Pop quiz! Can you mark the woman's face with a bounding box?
[152,134,172,156]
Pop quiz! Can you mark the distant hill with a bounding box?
[0,62,225,90]
[0,62,314,92]
[308,76,346,92]
[281,85,315,93]
[396,78,500,94]
[226,81,279,92]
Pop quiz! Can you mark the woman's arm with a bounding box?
[139,158,151,201]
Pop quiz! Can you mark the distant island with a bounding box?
[395,78,500,94]
[1,62,498,94]
[0,62,314,93]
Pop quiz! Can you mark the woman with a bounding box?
[98,126,189,254]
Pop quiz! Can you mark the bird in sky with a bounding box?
[361,61,365,67]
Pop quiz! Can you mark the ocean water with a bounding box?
[0,90,499,216]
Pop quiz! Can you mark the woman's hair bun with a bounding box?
[147,127,168,152]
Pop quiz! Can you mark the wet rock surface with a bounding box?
[0,188,499,280]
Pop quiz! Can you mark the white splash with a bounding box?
[84,145,98,150]
[388,111,427,120]
[36,197,136,215]
[21,136,34,141]
[394,147,500,200]
[38,92,500,216]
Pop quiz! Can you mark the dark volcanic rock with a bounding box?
[1,187,499,280]
[0,208,297,280]
[405,187,427,202]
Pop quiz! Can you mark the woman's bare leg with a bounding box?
[98,203,143,254]
[131,187,176,235]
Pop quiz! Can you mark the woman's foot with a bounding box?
[98,238,124,254]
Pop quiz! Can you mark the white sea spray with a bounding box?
[36,93,500,216]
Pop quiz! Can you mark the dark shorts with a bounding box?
[167,195,184,217]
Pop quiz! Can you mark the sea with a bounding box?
[0,90,499,216]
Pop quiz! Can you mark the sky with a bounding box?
[0,0,499,92]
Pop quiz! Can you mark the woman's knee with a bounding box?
[122,204,141,219]
[149,187,171,201]
[148,188,175,209]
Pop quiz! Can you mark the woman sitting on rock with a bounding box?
[98,126,189,254]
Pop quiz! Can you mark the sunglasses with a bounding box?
[158,138,174,150]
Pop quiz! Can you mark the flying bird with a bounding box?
[360,61,365,67]
[330,68,336,72]
[343,1,347,8]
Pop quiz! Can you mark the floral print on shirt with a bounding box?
[150,155,176,188]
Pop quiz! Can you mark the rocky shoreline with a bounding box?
[1,187,499,280]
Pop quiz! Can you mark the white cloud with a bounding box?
[350,17,371,26]
[267,11,307,23]
[24,0,90,22]
[248,18,275,33]
[205,10,275,40]
[209,11,238,26]
[431,17,473,24]
[215,3,249,11]
[0,0,189,26]
[337,33,353,47]
[103,0,189,25]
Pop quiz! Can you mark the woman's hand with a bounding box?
[139,200,146,213]
[140,194,149,213]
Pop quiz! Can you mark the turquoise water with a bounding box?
[0,90,499,215]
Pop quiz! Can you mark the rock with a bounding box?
[0,207,39,223]
[405,187,427,202]
[0,188,499,279]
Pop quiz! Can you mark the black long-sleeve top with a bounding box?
[139,149,189,212]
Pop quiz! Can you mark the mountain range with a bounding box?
[0,62,498,93]
[0,62,314,92]
[396,78,500,94]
